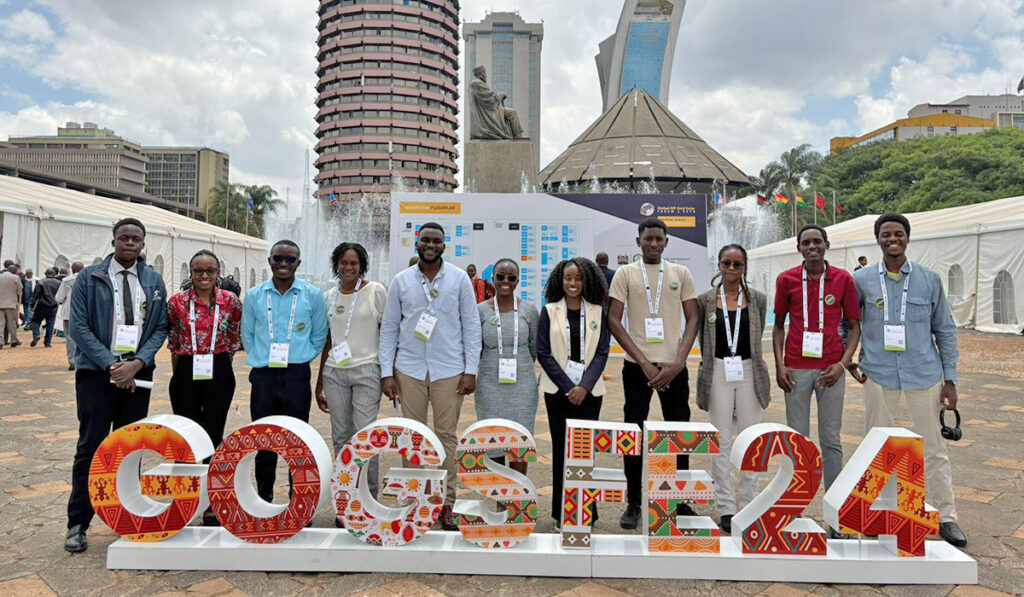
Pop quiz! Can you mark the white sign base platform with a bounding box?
[107,529,977,584]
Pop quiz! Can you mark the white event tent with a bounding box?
[0,175,267,294]
[748,195,1024,334]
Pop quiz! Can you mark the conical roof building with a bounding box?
[538,88,748,194]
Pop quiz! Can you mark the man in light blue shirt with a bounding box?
[851,213,966,548]
[380,222,481,529]
[241,240,328,502]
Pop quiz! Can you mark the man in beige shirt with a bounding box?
[0,264,23,348]
[608,217,700,530]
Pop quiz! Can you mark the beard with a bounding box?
[417,246,444,264]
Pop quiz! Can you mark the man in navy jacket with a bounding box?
[64,218,168,553]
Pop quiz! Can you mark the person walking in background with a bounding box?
[854,255,868,271]
[315,242,388,507]
[166,250,243,526]
[379,222,481,531]
[56,262,84,369]
[772,224,861,539]
[607,217,700,530]
[850,213,967,548]
[30,268,61,347]
[595,252,616,289]
[22,268,34,329]
[467,263,495,304]
[64,218,168,553]
[474,258,539,475]
[0,263,22,348]
[537,257,610,528]
[242,240,328,503]
[695,245,771,534]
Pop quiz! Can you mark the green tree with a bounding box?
[205,182,282,236]
[240,184,283,237]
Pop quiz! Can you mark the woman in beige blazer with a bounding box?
[537,257,610,528]
[695,244,771,534]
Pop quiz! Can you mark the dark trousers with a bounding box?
[249,363,312,502]
[544,391,603,522]
[622,360,691,506]
[169,353,235,459]
[67,366,153,529]
[30,304,57,345]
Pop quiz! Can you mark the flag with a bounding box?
[1018,75,1024,93]
[774,193,790,204]
[795,194,806,208]
[246,196,254,212]
[713,191,723,205]
[815,193,825,211]
[757,194,767,206]
[329,192,339,206]
[837,204,844,213]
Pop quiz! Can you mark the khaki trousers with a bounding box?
[394,369,463,505]
[863,378,957,522]
[1,308,19,345]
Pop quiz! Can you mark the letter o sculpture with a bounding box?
[207,416,332,544]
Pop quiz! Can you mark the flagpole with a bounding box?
[832,190,836,225]
[813,189,817,225]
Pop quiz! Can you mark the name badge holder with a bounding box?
[879,261,911,352]
[801,264,827,359]
[111,269,144,354]
[189,298,220,380]
[329,281,363,367]
[415,279,440,341]
[720,284,746,382]
[564,306,587,386]
[267,291,298,368]
[494,296,519,384]
[640,261,665,343]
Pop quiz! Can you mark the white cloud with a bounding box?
[0,8,54,42]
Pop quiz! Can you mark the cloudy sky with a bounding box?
[2,0,1023,209]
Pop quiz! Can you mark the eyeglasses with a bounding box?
[494,273,518,283]
[271,255,298,265]
[719,261,746,270]
[191,268,219,277]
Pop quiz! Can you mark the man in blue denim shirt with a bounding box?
[851,213,966,548]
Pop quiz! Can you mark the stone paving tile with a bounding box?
[34,430,78,441]
[1,413,46,422]
[345,579,446,597]
[983,457,1024,471]
[0,450,25,463]
[0,573,56,596]
[948,586,1016,597]
[0,378,32,384]
[150,577,251,597]
[754,585,817,597]
[552,581,632,596]
[952,485,1001,504]
[5,480,71,500]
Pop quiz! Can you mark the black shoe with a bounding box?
[676,503,696,517]
[68,364,76,371]
[64,525,87,553]
[202,510,220,527]
[9,341,20,348]
[619,503,641,530]
[30,337,39,347]
[827,527,845,540]
[590,504,599,525]
[720,515,732,534]
[334,517,345,528]
[939,522,967,547]
[44,344,52,348]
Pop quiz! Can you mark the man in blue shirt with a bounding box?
[851,213,966,548]
[380,222,481,530]
[242,240,328,502]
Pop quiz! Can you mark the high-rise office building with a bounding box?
[142,147,230,215]
[596,0,684,113]
[314,0,460,199]
[463,11,543,170]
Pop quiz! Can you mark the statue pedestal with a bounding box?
[464,139,537,193]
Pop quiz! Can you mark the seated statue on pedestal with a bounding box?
[469,66,526,140]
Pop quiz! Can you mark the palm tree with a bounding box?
[241,184,283,237]
[776,144,824,236]
[207,181,247,232]
[747,162,784,199]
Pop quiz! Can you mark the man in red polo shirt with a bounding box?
[772,224,863,538]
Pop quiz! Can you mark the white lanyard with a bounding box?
[420,277,439,314]
[330,280,363,339]
[801,264,827,332]
[110,267,143,326]
[719,284,745,357]
[564,304,586,363]
[493,295,519,358]
[640,261,664,315]
[189,296,221,355]
[266,290,299,344]
[878,261,912,325]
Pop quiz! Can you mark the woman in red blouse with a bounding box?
[166,250,243,525]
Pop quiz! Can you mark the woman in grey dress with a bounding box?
[475,258,540,475]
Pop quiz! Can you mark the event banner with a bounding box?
[90,415,976,583]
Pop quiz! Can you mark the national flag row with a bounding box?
[757,192,843,213]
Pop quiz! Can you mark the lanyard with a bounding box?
[801,264,827,333]
[564,304,586,363]
[420,277,440,314]
[878,261,912,325]
[189,296,221,355]
[719,284,745,357]
[329,280,363,339]
[266,290,298,344]
[110,267,143,326]
[493,296,519,358]
[640,261,665,315]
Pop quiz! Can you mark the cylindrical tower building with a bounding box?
[315,0,460,199]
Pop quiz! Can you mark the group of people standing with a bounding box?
[58,211,967,554]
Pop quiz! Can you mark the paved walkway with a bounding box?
[0,331,1022,596]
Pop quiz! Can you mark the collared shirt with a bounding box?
[607,260,699,363]
[379,261,482,380]
[774,261,860,369]
[166,288,244,356]
[241,278,328,368]
[854,260,958,390]
[108,260,145,355]
[0,271,23,309]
